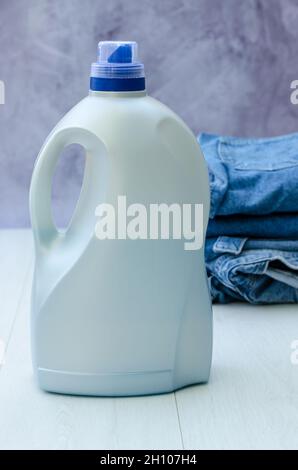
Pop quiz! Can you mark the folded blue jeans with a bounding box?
[199,133,298,218]
[205,237,298,304]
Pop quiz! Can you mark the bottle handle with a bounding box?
[29,126,107,253]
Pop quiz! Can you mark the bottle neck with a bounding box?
[89,90,147,98]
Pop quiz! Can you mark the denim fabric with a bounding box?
[199,132,298,218]
[207,213,298,238]
[205,237,298,304]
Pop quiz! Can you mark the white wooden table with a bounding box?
[0,229,297,450]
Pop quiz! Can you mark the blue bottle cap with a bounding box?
[90,41,145,92]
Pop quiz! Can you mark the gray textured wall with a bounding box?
[1,0,298,227]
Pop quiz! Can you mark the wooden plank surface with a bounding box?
[176,303,298,450]
[0,229,33,368]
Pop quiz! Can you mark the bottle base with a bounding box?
[36,367,209,397]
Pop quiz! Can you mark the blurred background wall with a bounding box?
[1,0,298,227]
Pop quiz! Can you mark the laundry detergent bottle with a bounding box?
[29,41,212,396]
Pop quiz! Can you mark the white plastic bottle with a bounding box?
[29,41,212,396]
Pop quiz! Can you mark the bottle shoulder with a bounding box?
[73,93,186,123]
[52,93,196,147]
